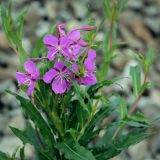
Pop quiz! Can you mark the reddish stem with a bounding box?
[112,72,148,140]
[108,15,114,49]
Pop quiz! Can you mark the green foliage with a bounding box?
[55,141,96,160]
[7,90,55,149]
[94,128,153,160]
[0,1,155,160]
[130,65,142,97]
[0,151,10,160]
[0,2,28,65]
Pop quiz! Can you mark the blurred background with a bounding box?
[0,0,159,159]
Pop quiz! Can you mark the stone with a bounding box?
[0,32,9,49]
[119,24,144,49]
[144,17,160,34]
[45,1,59,20]
[126,0,144,10]
[72,1,88,18]
[128,140,149,160]
[22,38,32,54]
[6,111,25,135]
[144,5,160,16]
[0,136,21,155]
[36,21,50,37]
[150,89,160,107]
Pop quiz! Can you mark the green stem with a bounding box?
[50,95,64,137]
[49,111,64,137]
[77,99,100,141]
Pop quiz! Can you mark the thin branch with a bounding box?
[112,72,148,140]
[108,15,114,49]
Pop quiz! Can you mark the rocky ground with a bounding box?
[0,0,160,159]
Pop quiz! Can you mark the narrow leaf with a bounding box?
[130,65,141,97]
[55,141,96,160]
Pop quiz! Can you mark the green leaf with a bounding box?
[72,80,92,112]
[11,147,19,159]
[130,65,141,97]
[100,43,120,80]
[94,128,153,160]
[119,98,127,119]
[0,151,10,160]
[103,0,112,19]
[87,79,118,98]
[128,112,149,124]
[115,0,128,19]
[55,141,96,160]
[139,82,151,95]
[20,147,25,160]
[145,48,154,73]
[0,3,28,65]
[81,96,120,144]
[7,91,54,148]
[10,127,32,145]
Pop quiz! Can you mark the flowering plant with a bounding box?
[0,1,155,160]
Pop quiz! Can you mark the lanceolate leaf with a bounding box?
[119,98,127,119]
[94,129,153,160]
[130,65,141,97]
[0,151,10,160]
[87,80,114,98]
[7,90,54,148]
[55,141,96,160]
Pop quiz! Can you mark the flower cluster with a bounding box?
[16,24,97,95]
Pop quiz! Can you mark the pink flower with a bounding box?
[43,62,72,94]
[57,24,96,61]
[43,34,70,61]
[73,49,97,86]
[16,60,40,96]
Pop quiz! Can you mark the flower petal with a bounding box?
[68,30,81,41]
[43,69,58,84]
[87,49,96,60]
[52,77,70,94]
[16,72,30,85]
[27,81,35,96]
[72,64,79,72]
[47,48,58,61]
[81,72,97,86]
[54,62,66,72]
[77,39,88,47]
[24,60,39,79]
[84,49,96,71]
[57,23,66,37]
[62,48,73,60]
[43,34,58,47]
[60,37,70,47]
[84,59,96,72]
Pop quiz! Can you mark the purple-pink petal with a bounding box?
[16,72,30,85]
[54,62,66,71]
[84,59,96,72]
[43,34,58,47]
[72,64,79,72]
[87,49,96,60]
[68,30,81,42]
[80,72,97,86]
[57,23,66,37]
[59,37,70,47]
[27,81,35,96]
[77,39,88,47]
[43,69,58,84]
[51,77,70,94]
[47,48,58,61]
[24,60,39,79]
